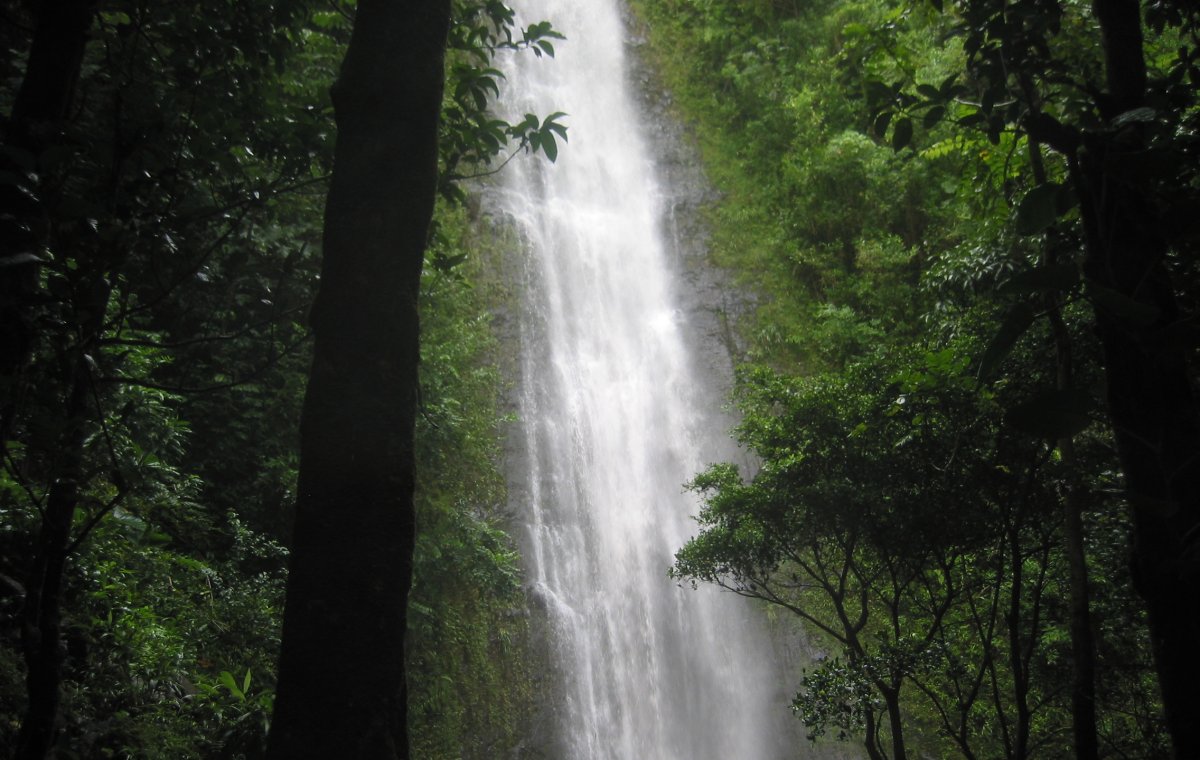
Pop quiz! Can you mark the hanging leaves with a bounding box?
[976,302,1037,381]
[1015,182,1068,235]
[892,117,914,151]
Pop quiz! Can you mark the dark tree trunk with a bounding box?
[265,2,450,758]
[0,0,96,444]
[1006,524,1031,760]
[1082,1,1200,756]
[14,367,89,759]
[861,708,885,760]
[14,258,113,757]
[4,4,100,755]
[1028,130,1100,760]
[880,684,907,760]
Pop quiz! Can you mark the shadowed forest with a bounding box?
[2,0,1199,758]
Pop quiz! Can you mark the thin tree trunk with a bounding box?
[862,707,885,760]
[1006,522,1031,760]
[265,2,450,758]
[1081,2,1200,756]
[1025,128,1100,760]
[881,684,907,760]
[14,265,113,758]
[14,370,88,759]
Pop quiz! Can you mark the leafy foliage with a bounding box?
[2,0,555,755]
[633,0,1179,756]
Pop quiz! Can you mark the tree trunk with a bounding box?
[265,2,450,758]
[1082,1,1200,756]
[0,0,96,444]
[1027,129,1100,760]
[880,683,907,760]
[14,257,113,757]
[14,368,89,759]
[1006,523,1031,760]
[861,707,885,760]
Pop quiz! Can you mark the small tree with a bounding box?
[673,352,1081,759]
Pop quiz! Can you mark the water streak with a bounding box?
[492,2,790,757]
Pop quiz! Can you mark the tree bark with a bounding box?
[14,363,90,759]
[265,2,450,758]
[1026,128,1100,760]
[4,3,100,756]
[880,684,907,760]
[0,0,97,445]
[1082,1,1200,756]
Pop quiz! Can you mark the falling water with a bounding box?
[491,2,794,757]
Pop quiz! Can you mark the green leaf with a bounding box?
[873,110,893,137]
[1015,183,1062,235]
[1111,107,1156,127]
[922,105,945,129]
[891,118,913,151]
[1005,389,1094,439]
[916,84,941,100]
[100,10,132,25]
[431,252,468,273]
[976,302,1036,381]
[219,670,245,700]
[865,80,894,108]
[541,135,558,162]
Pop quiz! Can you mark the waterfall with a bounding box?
[490,2,794,757]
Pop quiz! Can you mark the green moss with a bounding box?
[407,200,536,759]
[628,0,954,370]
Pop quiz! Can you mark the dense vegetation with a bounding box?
[630,0,1199,758]
[3,0,1197,757]
[0,0,560,757]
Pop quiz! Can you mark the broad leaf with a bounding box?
[977,302,1036,381]
[892,117,913,151]
[1015,183,1062,235]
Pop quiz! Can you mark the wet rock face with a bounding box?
[622,4,753,394]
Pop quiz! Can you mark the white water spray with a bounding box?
[492,2,794,757]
